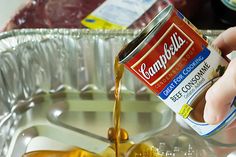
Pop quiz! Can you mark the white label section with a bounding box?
[91,0,156,27]
[159,46,229,136]
[161,46,228,115]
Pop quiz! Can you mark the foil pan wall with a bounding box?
[0,29,139,101]
[0,29,235,157]
[0,29,166,157]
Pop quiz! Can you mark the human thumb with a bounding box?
[204,58,236,124]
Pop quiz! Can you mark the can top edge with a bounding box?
[118,5,173,64]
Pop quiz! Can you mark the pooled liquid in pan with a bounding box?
[22,128,132,157]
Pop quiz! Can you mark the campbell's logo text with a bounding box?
[131,24,193,86]
[139,32,186,80]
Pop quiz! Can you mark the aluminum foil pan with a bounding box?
[0,29,234,157]
[0,29,173,157]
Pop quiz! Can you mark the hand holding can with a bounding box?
[118,1,236,136]
[204,27,236,126]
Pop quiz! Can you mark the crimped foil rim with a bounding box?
[0,29,141,39]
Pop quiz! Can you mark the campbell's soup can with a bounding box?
[118,3,236,136]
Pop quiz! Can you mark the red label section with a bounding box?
[131,24,192,86]
[124,9,207,94]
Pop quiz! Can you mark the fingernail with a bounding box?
[204,104,217,124]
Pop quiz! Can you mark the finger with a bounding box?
[212,27,236,58]
[204,58,236,124]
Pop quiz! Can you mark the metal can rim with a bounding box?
[118,4,173,64]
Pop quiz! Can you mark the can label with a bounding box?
[122,7,236,136]
[81,0,156,29]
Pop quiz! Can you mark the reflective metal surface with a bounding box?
[7,93,172,157]
[0,29,234,157]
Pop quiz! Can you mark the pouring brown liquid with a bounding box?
[22,56,162,157]
[112,56,124,157]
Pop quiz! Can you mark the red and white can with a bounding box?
[118,2,236,136]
